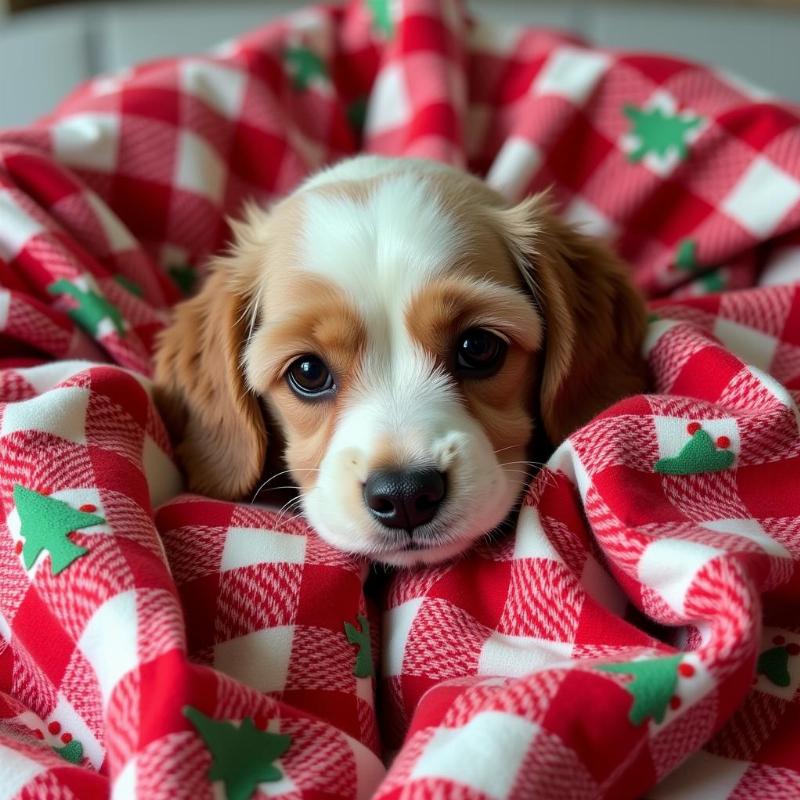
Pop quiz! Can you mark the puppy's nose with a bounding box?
[363,468,447,530]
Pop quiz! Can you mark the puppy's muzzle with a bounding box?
[363,467,447,531]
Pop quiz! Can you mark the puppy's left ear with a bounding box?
[497,194,648,443]
[153,206,270,499]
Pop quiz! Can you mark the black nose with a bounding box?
[363,468,447,530]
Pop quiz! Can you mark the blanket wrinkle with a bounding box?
[0,1,799,798]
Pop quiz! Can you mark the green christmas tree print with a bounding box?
[757,635,800,687]
[624,104,703,163]
[54,739,83,764]
[675,239,699,272]
[14,485,104,575]
[654,423,734,475]
[368,0,394,36]
[113,274,144,298]
[284,45,328,91]
[344,614,374,678]
[184,707,291,800]
[598,655,690,725]
[167,264,197,296]
[48,279,125,337]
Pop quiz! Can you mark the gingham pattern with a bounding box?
[0,0,799,797]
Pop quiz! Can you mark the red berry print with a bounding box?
[60,733,72,744]
[79,504,97,513]
[787,643,800,656]
[48,721,61,735]
[670,695,682,710]
[33,729,44,740]
[14,541,22,555]
[716,436,730,449]
[687,422,701,435]
[678,662,696,678]
[774,635,786,646]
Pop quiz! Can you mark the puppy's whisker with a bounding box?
[271,495,307,529]
[251,468,320,503]
[498,460,547,470]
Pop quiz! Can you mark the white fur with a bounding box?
[290,158,525,566]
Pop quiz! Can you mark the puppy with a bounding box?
[154,156,646,566]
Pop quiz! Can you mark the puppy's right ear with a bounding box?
[153,208,269,500]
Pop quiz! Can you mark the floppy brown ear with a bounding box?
[153,242,267,500]
[498,194,648,444]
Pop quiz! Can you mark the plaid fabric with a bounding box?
[0,0,799,797]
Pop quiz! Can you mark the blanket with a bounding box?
[1,1,800,797]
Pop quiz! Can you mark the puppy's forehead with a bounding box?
[297,173,462,303]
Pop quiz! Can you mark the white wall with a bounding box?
[0,1,799,129]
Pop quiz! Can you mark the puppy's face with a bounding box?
[155,157,646,566]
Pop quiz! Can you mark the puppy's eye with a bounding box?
[286,355,335,399]
[455,328,507,377]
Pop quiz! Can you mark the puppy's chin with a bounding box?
[301,467,525,568]
[370,536,482,568]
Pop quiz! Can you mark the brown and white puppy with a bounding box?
[154,156,646,567]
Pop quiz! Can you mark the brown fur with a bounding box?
[153,167,646,503]
[493,193,647,444]
[152,263,267,499]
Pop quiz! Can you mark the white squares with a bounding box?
[0,744,46,797]
[410,713,539,798]
[220,527,307,571]
[533,47,611,104]
[0,291,9,331]
[638,539,721,614]
[84,192,136,253]
[722,156,800,238]
[214,626,294,693]
[486,136,542,201]
[649,750,749,799]
[564,197,617,239]
[365,63,410,135]
[180,60,247,119]
[1,386,89,443]
[383,598,424,677]
[759,246,800,287]
[643,318,680,357]
[654,415,739,462]
[111,757,138,800]
[713,317,778,371]
[50,694,103,768]
[174,131,226,205]
[78,590,139,708]
[53,113,120,172]
[479,633,572,678]
[0,190,46,260]
[701,518,789,558]
[142,435,183,507]
[17,360,92,395]
[512,505,560,562]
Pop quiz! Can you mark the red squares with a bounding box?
[547,112,615,192]
[13,589,76,686]
[718,103,798,152]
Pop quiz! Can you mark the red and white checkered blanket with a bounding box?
[1,1,800,797]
